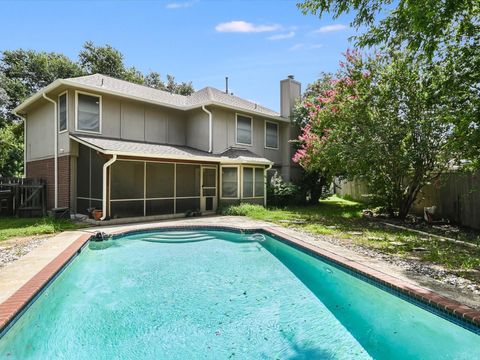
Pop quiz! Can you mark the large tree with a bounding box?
[293,51,457,218]
[0,42,195,176]
[297,0,480,167]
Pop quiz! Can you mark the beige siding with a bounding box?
[26,101,54,161]
[210,107,283,165]
[186,109,209,152]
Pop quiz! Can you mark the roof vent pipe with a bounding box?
[225,77,229,94]
[288,75,294,79]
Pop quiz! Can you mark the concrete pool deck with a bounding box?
[1,215,480,333]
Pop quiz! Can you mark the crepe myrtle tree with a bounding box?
[297,0,480,168]
[293,50,458,218]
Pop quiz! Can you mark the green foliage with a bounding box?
[294,51,458,218]
[268,171,299,196]
[297,0,480,167]
[0,217,84,242]
[0,122,23,176]
[218,203,269,217]
[0,41,195,175]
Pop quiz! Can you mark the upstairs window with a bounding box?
[265,121,278,149]
[76,92,101,133]
[236,114,252,145]
[58,92,68,132]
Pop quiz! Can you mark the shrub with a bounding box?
[218,203,267,217]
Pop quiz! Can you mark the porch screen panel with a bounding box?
[77,144,90,198]
[243,168,254,198]
[90,151,105,199]
[110,200,144,218]
[146,199,174,216]
[255,168,265,196]
[146,163,174,198]
[176,164,200,197]
[176,198,200,213]
[110,161,144,200]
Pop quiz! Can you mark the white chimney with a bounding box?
[280,75,301,119]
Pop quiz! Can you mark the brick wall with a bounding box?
[25,156,70,210]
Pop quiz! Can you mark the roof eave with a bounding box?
[70,135,273,165]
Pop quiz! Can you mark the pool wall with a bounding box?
[1,225,479,338]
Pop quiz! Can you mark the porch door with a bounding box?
[201,166,217,213]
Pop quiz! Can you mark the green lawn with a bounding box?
[221,196,480,279]
[0,217,85,242]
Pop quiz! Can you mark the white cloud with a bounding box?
[166,0,197,9]
[215,21,281,33]
[314,24,347,33]
[289,43,323,51]
[267,31,295,40]
[289,43,305,51]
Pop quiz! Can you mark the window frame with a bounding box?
[220,165,240,199]
[235,113,253,146]
[264,120,279,150]
[75,90,102,134]
[58,90,68,133]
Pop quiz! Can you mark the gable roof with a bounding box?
[14,74,285,121]
[71,134,273,165]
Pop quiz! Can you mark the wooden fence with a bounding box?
[0,177,46,217]
[335,171,480,230]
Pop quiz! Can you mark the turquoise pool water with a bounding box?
[0,230,479,359]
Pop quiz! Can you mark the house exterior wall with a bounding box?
[25,155,70,209]
[210,107,284,166]
[186,108,209,152]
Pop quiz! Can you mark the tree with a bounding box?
[297,0,480,166]
[0,42,195,176]
[0,50,83,122]
[293,51,457,218]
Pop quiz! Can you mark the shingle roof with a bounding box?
[71,135,273,165]
[65,74,281,118]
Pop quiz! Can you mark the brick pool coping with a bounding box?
[1,224,479,336]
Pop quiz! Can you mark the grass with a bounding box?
[0,217,85,242]
[220,195,480,279]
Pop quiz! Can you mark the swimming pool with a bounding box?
[0,229,478,359]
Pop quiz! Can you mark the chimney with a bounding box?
[280,75,301,119]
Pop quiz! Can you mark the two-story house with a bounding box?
[13,74,301,220]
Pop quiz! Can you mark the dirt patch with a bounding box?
[0,236,51,268]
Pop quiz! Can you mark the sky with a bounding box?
[0,0,358,111]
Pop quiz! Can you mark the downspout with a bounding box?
[42,93,58,208]
[12,110,27,178]
[264,163,273,207]
[201,105,213,153]
[100,154,117,220]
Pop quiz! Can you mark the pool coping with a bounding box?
[0,224,479,336]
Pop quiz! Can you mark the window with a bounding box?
[242,167,265,198]
[58,92,67,132]
[243,167,254,197]
[265,121,278,149]
[254,168,265,196]
[221,167,238,198]
[76,92,101,133]
[236,114,252,145]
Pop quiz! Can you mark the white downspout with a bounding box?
[201,105,213,153]
[100,154,117,220]
[42,93,58,208]
[12,110,27,178]
[264,163,273,207]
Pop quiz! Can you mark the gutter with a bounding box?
[201,105,213,153]
[42,93,58,208]
[12,110,27,178]
[100,154,117,220]
[264,163,273,207]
